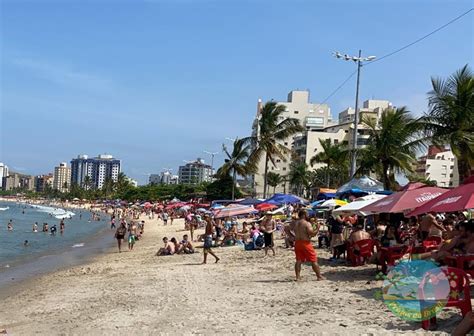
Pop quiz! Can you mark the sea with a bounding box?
[0,201,114,291]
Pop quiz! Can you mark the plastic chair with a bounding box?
[422,236,442,251]
[419,267,472,330]
[347,239,376,266]
[381,245,412,266]
[445,255,474,278]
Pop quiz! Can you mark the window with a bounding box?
[306,117,324,126]
[276,159,281,163]
[441,173,447,178]
[294,111,299,114]
[283,167,287,171]
[450,165,454,169]
[284,142,288,146]
[334,139,339,144]
[357,138,369,146]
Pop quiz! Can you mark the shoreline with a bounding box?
[0,198,114,296]
[0,216,456,335]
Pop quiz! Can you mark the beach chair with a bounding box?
[422,236,442,252]
[419,267,472,330]
[347,239,376,266]
[445,255,474,278]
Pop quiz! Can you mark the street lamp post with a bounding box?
[203,150,218,174]
[333,50,376,177]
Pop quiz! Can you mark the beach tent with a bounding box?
[265,193,307,205]
[332,194,387,216]
[408,178,474,216]
[336,176,386,195]
[213,204,256,218]
[360,185,448,215]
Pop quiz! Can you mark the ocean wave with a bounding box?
[0,207,9,211]
[30,205,75,219]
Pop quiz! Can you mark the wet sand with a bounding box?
[0,216,460,335]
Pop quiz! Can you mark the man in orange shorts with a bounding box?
[291,209,325,281]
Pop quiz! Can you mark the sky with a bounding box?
[1,0,473,184]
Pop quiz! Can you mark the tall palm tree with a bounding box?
[423,65,474,181]
[288,161,309,196]
[310,139,349,187]
[266,172,283,196]
[216,138,255,200]
[242,102,304,198]
[83,175,93,190]
[357,107,426,190]
[116,172,132,196]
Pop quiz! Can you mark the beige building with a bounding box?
[53,162,72,192]
[415,146,459,188]
[251,90,332,196]
[295,99,392,168]
[3,173,35,191]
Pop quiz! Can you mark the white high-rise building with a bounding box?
[53,162,72,192]
[178,158,213,185]
[0,163,9,190]
[70,154,121,189]
[415,146,459,188]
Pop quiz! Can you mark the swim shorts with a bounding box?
[263,232,273,247]
[295,240,317,263]
[204,235,213,250]
[128,235,136,244]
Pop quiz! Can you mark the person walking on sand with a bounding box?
[291,210,325,281]
[115,222,127,253]
[203,216,219,264]
[260,213,276,256]
[128,222,138,251]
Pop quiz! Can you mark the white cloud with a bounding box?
[11,58,114,93]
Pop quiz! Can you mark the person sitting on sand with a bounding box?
[170,237,183,254]
[181,234,195,254]
[237,222,250,243]
[156,237,175,256]
[220,223,238,246]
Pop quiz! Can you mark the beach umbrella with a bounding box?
[318,199,348,208]
[238,198,263,206]
[255,203,278,211]
[210,203,225,210]
[213,204,256,218]
[179,205,192,211]
[310,200,325,207]
[360,186,448,215]
[408,179,474,216]
[265,193,306,205]
[332,194,387,216]
[196,208,208,212]
[169,197,181,203]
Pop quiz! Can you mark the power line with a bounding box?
[366,8,473,66]
[320,70,357,105]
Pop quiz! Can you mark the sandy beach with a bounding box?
[0,216,460,335]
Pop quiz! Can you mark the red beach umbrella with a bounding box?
[360,186,448,214]
[255,203,278,211]
[408,179,474,216]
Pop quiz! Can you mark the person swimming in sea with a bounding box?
[33,222,38,232]
[50,224,57,236]
[24,240,29,247]
[7,220,13,231]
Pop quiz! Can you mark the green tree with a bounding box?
[288,161,309,196]
[266,172,283,195]
[242,102,304,198]
[206,175,242,201]
[116,172,133,196]
[102,177,115,199]
[423,65,474,181]
[216,138,255,200]
[310,139,349,187]
[357,107,426,190]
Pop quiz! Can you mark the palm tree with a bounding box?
[357,107,426,190]
[310,139,349,187]
[266,172,283,196]
[423,65,474,181]
[242,102,304,198]
[216,138,255,200]
[83,175,93,190]
[288,161,309,196]
[116,172,132,196]
[102,177,115,199]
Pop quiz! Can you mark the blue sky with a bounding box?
[1,0,472,184]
